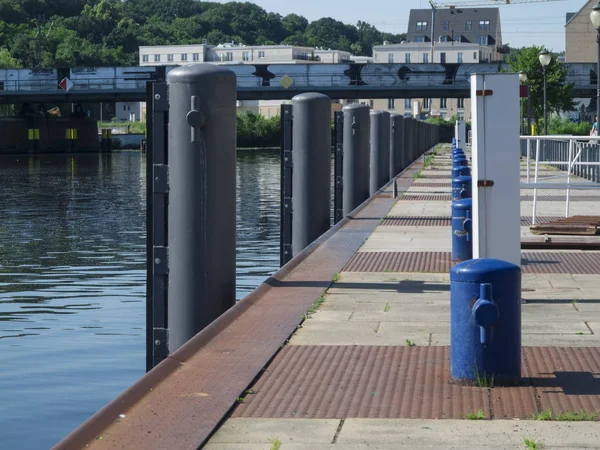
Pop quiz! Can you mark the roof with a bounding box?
[565,0,596,27]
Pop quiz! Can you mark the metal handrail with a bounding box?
[520,135,600,225]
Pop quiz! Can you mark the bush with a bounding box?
[237,111,281,148]
[547,116,591,136]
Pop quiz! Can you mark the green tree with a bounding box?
[506,45,574,125]
[0,47,20,116]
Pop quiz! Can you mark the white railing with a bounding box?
[520,135,600,225]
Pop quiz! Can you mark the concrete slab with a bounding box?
[206,418,338,445]
[359,227,451,252]
[337,419,600,449]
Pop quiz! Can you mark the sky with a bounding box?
[214,0,590,53]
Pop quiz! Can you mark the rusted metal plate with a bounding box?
[410,182,452,188]
[380,217,563,227]
[233,346,489,419]
[530,216,600,236]
[414,174,453,179]
[401,194,452,201]
[54,155,427,450]
[524,347,600,417]
[522,236,600,250]
[343,252,600,274]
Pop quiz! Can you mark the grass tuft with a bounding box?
[524,438,542,449]
[413,170,423,179]
[384,303,390,312]
[531,409,552,421]
[405,339,416,347]
[465,409,486,420]
[302,290,327,319]
[554,410,598,421]
[332,272,340,282]
[270,439,282,450]
[423,155,435,168]
[474,364,494,388]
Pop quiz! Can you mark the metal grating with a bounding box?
[401,194,452,201]
[343,251,600,274]
[380,216,563,227]
[416,174,454,179]
[233,346,489,419]
[411,182,452,188]
[233,346,600,420]
[524,347,600,416]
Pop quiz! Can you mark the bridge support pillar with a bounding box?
[342,104,370,215]
[370,110,390,194]
[390,113,404,176]
[166,64,237,353]
[291,93,332,257]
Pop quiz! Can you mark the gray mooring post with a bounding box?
[390,113,404,177]
[166,65,237,352]
[370,110,391,195]
[342,103,370,215]
[291,93,331,257]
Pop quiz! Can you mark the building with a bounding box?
[405,7,504,62]
[565,0,598,62]
[373,41,494,64]
[369,7,504,120]
[139,43,330,66]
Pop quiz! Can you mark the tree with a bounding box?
[506,45,574,125]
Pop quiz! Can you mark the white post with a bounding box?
[455,119,466,149]
[471,73,521,267]
[532,140,540,225]
[526,139,531,183]
[565,139,573,218]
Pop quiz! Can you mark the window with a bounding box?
[167,54,174,62]
[405,98,411,109]
[473,51,478,60]
[193,53,200,61]
[181,54,188,61]
[478,20,490,30]
[416,21,428,31]
[440,52,446,64]
[226,52,233,61]
[154,54,160,62]
[142,55,149,62]
[423,98,430,109]
[388,98,395,110]
[414,36,425,42]
[388,53,394,63]
[440,35,449,42]
[423,53,429,63]
[465,20,472,31]
[443,21,449,32]
[457,52,463,64]
[477,35,488,45]
[243,51,249,61]
[440,98,447,109]
[458,98,465,109]
[258,51,265,58]
[405,53,411,63]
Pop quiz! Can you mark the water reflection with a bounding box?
[0,150,281,450]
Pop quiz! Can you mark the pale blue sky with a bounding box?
[215,0,591,53]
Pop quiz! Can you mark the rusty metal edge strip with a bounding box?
[53,148,432,450]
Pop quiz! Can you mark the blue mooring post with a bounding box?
[450,258,522,383]
[291,93,331,257]
[452,175,472,201]
[452,198,472,262]
[166,64,237,353]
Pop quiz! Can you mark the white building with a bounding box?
[373,42,494,64]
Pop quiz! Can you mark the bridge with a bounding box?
[0,62,596,103]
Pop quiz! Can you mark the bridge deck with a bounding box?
[55,146,600,450]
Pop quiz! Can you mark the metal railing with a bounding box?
[520,136,600,224]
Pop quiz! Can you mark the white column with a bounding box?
[455,119,466,149]
[470,73,521,267]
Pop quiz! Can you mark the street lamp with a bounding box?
[539,50,552,135]
[519,71,528,135]
[590,2,600,136]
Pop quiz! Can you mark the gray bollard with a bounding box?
[291,93,332,256]
[342,104,370,216]
[390,113,404,176]
[370,110,391,195]
[167,64,237,352]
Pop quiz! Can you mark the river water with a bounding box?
[0,150,281,449]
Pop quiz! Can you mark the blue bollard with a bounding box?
[452,175,472,201]
[452,147,463,155]
[452,165,470,179]
[451,198,472,262]
[453,156,468,167]
[450,258,522,383]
